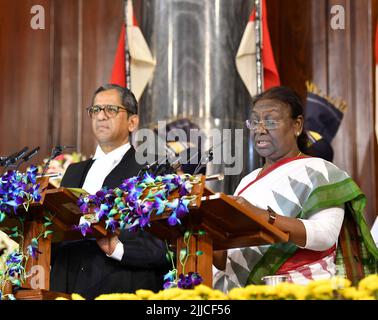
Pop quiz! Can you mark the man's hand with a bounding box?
[96,234,120,256]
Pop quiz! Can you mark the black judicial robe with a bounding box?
[50,146,169,299]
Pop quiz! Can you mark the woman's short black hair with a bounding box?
[92,84,138,115]
[252,86,308,153]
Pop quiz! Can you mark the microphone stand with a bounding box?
[193,149,214,175]
[41,145,75,177]
[14,147,41,171]
[1,147,29,176]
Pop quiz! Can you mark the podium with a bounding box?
[147,177,289,287]
[3,175,289,298]
[2,177,109,300]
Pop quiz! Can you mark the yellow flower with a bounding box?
[194,284,228,300]
[135,289,154,299]
[172,291,203,300]
[207,291,229,300]
[55,297,69,300]
[275,283,308,300]
[228,287,250,300]
[309,284,334,300]
[152,288,187,300]
[95,293,140,300]
[339,287,373,300]
[71,293,85,300]
[358,275,378,295]
[330,277,351,289]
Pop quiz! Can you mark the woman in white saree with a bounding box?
[213,87,378,292]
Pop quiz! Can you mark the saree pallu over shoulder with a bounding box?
[246,157,378,285]
[213,157,378,290]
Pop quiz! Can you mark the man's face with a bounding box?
[91,89,138,150]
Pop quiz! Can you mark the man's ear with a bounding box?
[128,114,139,133]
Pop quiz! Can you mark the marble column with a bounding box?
[136,0,260,194]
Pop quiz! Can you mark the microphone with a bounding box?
[1,147,29,174]
[41,145,76,177]
[15,146,40,171]
[0,147,29,166]
[137,153,170,177]
[192,139,225,175]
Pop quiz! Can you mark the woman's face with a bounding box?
[251,98,303,163]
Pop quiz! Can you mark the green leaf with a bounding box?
[11,279,21,287]
[31,238,39,247]
[183,231,191,243]
[179,248,187,265]
[108,209,118,217]
[165,250,175,262]
[9,232,19,238]
[44,230,53,238]
[43,221,53,227]
[198,230,207,236]
[0,212,6,223]
[196,250,203,256]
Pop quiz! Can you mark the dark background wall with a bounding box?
[0,0,377,226]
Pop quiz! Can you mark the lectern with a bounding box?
[147,176,289,287]
[3,175,289,299]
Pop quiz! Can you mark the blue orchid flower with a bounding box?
[105,218,119,233]
[72,220,92,237]
[6,252,23,266]
[177,272,203,289]
[27,244,42,259]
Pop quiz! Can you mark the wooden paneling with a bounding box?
[266,0,313,102]
[0,0,123,165]
[0,0,53,167]
[268,0,378,226]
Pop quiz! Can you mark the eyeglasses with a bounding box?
[86,105,128,118]
[245,119,281,131]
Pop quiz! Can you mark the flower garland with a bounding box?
[56,275,378,300]
[0,166,47,300]
[75,172,205,289]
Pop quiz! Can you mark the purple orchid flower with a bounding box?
[152,196,166,215]
[179,181,193,197]
[6,252,23,266]
[177,272,203,289]
[27,244,42,259]
[105,218,119,233]
[175,199,190,219]
[167,212,180,226]
[72,220,93,237]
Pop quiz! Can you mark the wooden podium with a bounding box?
[3,175,289,299]
[147,178,289,287]
[2,178,109,300]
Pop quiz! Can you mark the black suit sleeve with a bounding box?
[117,230,169,269]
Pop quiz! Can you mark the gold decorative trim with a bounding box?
[306,81,347,113]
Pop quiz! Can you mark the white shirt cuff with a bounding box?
[106,241,124,261]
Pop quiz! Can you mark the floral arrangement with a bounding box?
[75,172,204,289]
[56,275,378,300]
[0,166,47,300]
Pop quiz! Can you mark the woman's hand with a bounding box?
[228,195,307,248]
